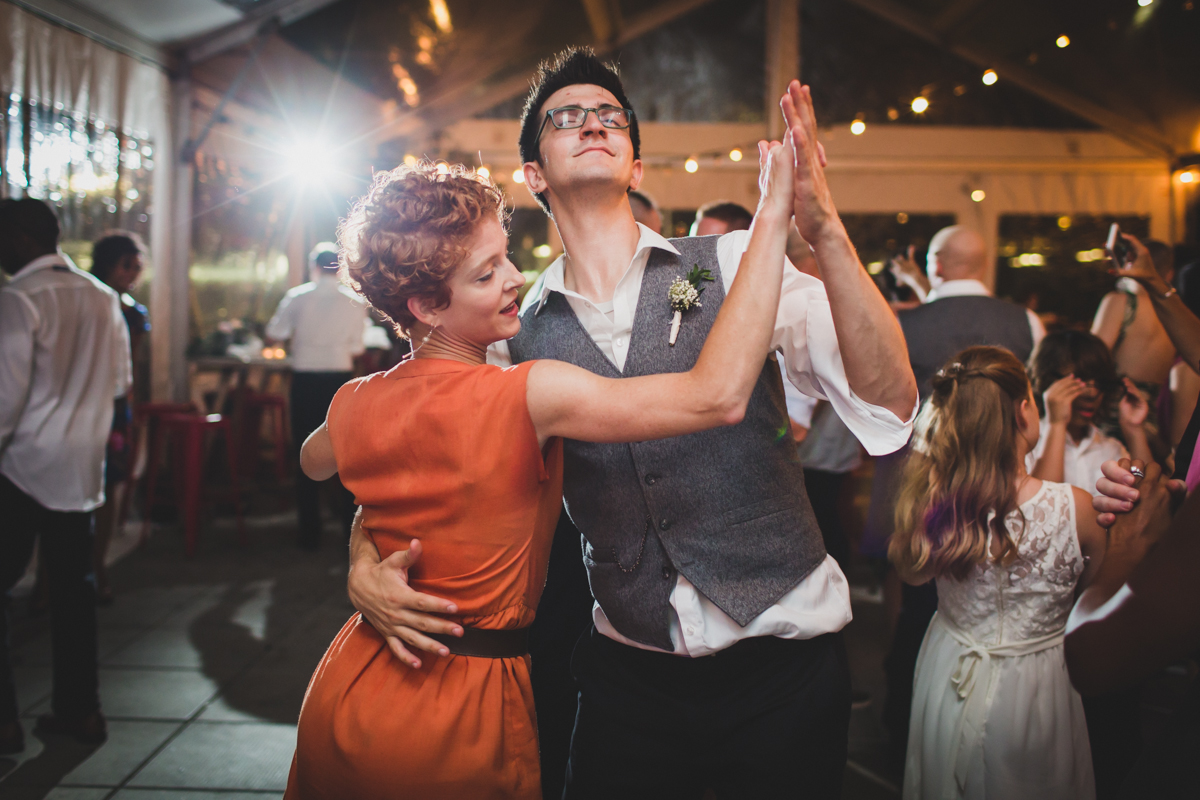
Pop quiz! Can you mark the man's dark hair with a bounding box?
[518,47,640,214]
[0,197,59,250]
[696,201,753,232]
[628,190,657,214]
[91,232,143,284]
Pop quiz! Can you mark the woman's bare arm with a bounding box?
[1072,485,1107,591]
[1090,292,1125,351]
[300,422,337,481]
[1065,460,1197,696]
[1115,233,1200,369]
[527,133,796,445]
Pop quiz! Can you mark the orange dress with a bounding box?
[285,358,563,800]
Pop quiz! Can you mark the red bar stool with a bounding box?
[241,393,290,482]
[142,412,246,556]
[125,402,199,535]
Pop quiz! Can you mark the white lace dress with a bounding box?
[903,481,1095,800]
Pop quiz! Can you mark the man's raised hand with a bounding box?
[781,81,837,246]
[756,132,796,222]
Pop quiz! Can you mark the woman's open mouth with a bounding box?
[500,300,518,317]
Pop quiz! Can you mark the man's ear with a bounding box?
[407,295,439,329]
[523,161,547,195]
[628,158,644,191]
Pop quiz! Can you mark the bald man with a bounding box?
[869,224,1044,775]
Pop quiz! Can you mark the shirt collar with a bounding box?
[7,252,72,284]
[533,222,681,314]
[926,278,991,303]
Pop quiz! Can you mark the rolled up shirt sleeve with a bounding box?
[716,229,916,456]
[0,290,38,448]
[265,293,295,342]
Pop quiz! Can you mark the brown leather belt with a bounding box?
[428,626,531,658]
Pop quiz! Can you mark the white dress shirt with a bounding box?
[925,278,1046,348]
[490,223,915,656]
[0,253,132,511]
[266,275,368,372]
[1025,417,1128,497]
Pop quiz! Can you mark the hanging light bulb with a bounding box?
[911,97,929,114]
[477,166,490,179]
[850,119,866,135]
[729,148,743,162]
[684,158,699,173]
[982,69,999,85]
[512,169,525,184]
[1056,35,1070,48]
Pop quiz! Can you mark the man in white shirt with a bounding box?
[347,49,917,797]
[0,198,131,753]
[266,243,368,550]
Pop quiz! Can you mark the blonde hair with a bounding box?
[890,346,1032,581]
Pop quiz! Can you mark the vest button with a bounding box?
[644,474,658,486]
[659,518,670,531]
[662,567,672,580]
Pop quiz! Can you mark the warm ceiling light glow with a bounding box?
[435,162,450,175]
[911,97,929,114]
[1058,215,1072,229]
[728,148,743,162]
[429,0,453,32]
[403,154,417,167]
[971,189,986,202]
[283,139,338,183]
[532,244,552,258]
[1138,0,1153,7]
[982,69,998,85]
[850,119,866,135]
[1056,35,1070,48]
[1180,171,1196,184]
[512,169,525,184]
[684,158,699,173]
[477,166,490,179]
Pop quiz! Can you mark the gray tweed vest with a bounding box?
[507,235,827,650]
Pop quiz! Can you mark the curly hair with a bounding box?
[890,346,1032,582]
[338,161,507,337]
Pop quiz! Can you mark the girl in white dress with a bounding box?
[890,346,1107,800]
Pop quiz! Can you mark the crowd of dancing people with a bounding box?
[3,43,1198,800]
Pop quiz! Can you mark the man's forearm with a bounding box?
[811,223,917,418]
[1148,291,1200,370]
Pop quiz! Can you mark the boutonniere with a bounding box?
[667,265,714,346]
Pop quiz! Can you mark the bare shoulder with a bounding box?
[1070,485,1105,552]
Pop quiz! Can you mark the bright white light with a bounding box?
[477,166,490,179]
[512,169,525,184]
[435,162,450,175]
[1057,35,1070,48]
[971,189,986,202]
[1077,248,1106,262]
[982,69,998,86]
[403,154,418,167]
[532,244,552,258]
[1181,171,1196,184]
[283,139,339,183]
[911,97,929,114]
[729,148,743,162]
[850,120,866,135]
[684,158,699,173]
[1138,0,1153,7]
[1013,253,1045,267]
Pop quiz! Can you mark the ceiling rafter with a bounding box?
[843,0,1178,157]
[180,0,340,64]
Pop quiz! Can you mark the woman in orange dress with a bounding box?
[285,127,800,799]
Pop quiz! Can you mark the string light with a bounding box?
[971,189,986,202]
[850,119,866,135]
[982,69,998,85]
[435,162,450,175]
[511,169,525,184]
[911,97,929,114]
[1138,0,1153,7]
[684,158,699,173]
[1056,35,1070,48]
[1181,171,1196,184]
[476,166,490,179]
[728,148,743,162]
[403,154,417,167]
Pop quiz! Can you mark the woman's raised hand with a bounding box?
[1044,374,1086,426]
[781,81,836,246]
[1118,378,1150,429]
[756,134,795,222]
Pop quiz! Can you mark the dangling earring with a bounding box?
[410,324,438,358]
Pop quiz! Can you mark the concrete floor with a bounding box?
[1,505,902,799]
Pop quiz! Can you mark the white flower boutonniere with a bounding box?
[668,265,714,346]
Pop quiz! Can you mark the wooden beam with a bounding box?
[580,0,623,46]
[931,0,988,36]
[765,0,801,140]
[842,0,1177,157]
[182,0,341,64]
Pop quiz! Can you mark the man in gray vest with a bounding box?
[347,49,917,797]
[871,224,1043,774]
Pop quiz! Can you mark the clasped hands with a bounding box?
[1092,457,1183,552]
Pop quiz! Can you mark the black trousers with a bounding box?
[290,371,355,548]
[0,475,99,723]
[564,627,851,799]
[529,513,594,800]
[1084,688,1144,800]
[803,468,850,568]
[882,580,939,775]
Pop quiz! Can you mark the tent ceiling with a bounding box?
[68,0,241,43]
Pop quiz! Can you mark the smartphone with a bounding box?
[1106,223,1132,268]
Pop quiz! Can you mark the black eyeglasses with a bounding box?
[534,106,634,145]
